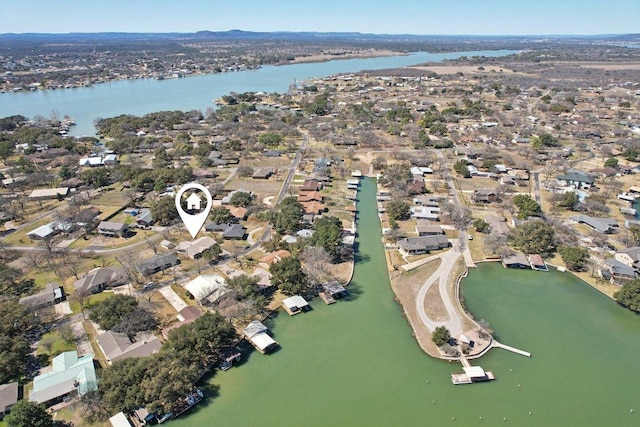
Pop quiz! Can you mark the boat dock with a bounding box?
[319,291,336,304]
[493,341,531,357]
[451,356,496,385]
[451,356,495,385]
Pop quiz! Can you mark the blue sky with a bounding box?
[1,0,638,35]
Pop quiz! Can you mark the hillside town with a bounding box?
[1,44,640,425]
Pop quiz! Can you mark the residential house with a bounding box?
[73,267,127,294]
[97,331,161,365]
[406,180,425,196]
[0,382,18,419]
[301,201,326,215]
[410,206,440,221]
[410,166,434,177]
[397,235,450,256]
[27,220,73,240]
[243,320,279,354]
[221,189,253,205]
[614,247,640,271]
[486,215,510,235]
[299,179,322,192]
[571,215,619,234]
[109,412,133,427]
[222,224,247,240]
[415,220,444,236]
[252,168,274,179]
[29,351,97,406]
[137,253,180,276]
[557,169,596,190]
[472,189,499,203]
[227,206,248,220]
[259,250,291,268]
[413,195,442,207]
[183,274,230,304]
[176,236,218,259]
[264,150,282,157]
[502,252,531,269]
[162,306,203,339]
[135,208,154,228]
[604,259,637,283]
[98,221,129,237]
[298,191,323,203]
[19,282,65,310]
[28,187,69,200]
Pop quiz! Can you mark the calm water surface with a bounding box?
[170,178,640,427]
[0,50,516,135]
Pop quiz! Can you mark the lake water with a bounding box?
[0,50,516,136]
[170,178,640,426]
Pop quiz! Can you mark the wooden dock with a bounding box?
[319,291,336,305]
[493,341,531,357]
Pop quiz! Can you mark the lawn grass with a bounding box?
[37,330,77,364]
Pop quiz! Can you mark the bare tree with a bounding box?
[300,245,332,285]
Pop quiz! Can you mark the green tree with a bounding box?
[269,256,307,296]
[89,294,138,331]
[227,274,267,307]
[431,326,451,347]
[453,159,471,178]
[0,299,34,383]
[614,279,640,313]
[166,312,237,370]
[98,357,148,413]
[557,191,580,210]
[141,351,199,414]
[558,246,589,271]
[5,400,53,427]
[80,167,111,188]
[229,191,253,207]
[151,196,179,226]
[209,206,234,224]
[472,218,490,233]
[510,220,556,255]
[387,200,411,221]
[271,197,303,234]
[258,132,283,147]
[513,194,543,219]
[603,157,618,168]
[310,216,343,258]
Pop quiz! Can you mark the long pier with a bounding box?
[492,341,531,357]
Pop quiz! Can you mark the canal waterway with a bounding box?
[171,178,640,426]
[0,50,516,136]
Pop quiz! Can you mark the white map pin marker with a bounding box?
[175,182,213,239]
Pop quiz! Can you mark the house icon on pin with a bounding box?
[186,192,202,210]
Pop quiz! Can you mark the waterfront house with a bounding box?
[282,295,310,315]
[137,253,180,276]
[613,247,640,271]
[298,191,323,203]
[502,252,530,269]
[30,351,97,406]
[604,259,637,283]
[19,282,65,310]
[243,320,279,354]
[299,179,322,192]
[97,331,161,365]
[98,221,129,237]
[0,382,18,419]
